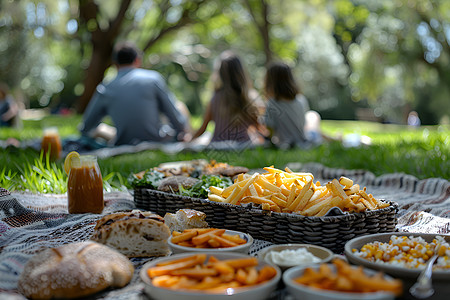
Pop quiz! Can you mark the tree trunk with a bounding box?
[76,42,113,113]
[244,0,273,65]
[76,0,131,113]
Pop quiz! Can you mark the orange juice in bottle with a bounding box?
[67,154,104,214]
[41,127,62,160]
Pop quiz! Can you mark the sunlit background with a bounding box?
[1,0,449,125]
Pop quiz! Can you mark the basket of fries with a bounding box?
[134,166,398,253]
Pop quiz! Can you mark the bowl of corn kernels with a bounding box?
[345,232,450,299]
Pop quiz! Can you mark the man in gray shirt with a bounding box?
[80,42,188,146]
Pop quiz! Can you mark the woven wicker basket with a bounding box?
[134,188,398,253]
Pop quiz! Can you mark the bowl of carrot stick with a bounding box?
[168,228,253,254]
[140,252,281,300]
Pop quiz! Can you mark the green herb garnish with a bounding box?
[128,169,165,189]
[178,175,233,199]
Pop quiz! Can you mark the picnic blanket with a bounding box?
[4,135,257,159]
[1,163,449,299]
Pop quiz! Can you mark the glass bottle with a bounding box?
[41,127,62,160]
[67,155,104,214]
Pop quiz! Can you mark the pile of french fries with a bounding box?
[171,228,247,248]
[208,166,390,217]
[147,254,277,293]
[294,259,403,295]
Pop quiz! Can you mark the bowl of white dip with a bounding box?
[258,244,334,271]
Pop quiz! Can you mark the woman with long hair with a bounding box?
[263,61,324,148]
[191,51,262,144]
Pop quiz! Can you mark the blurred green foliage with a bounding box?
[0,0,449,124]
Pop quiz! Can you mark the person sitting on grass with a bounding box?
[190,50,266,145]
[0,82,19,128]
[263,61,334,149]
[79,41,190,147]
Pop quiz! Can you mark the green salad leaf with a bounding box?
[128,169,165,189]
[178,175,233,199]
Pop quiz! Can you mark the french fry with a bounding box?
[288,179,312,211]
[172,231,182,237]
[225,186,241,204]
[235,268,248,285]
[171,267,218,278]
[345,184,360,195]
[208,194,226,202]
[275,173,283,187]
[240,196,276,206]
[257,265,278,283]
[221,184,234,198]
[285,166,294,173]
[148,254,207,277]
[184,228,215,234]
[212,262,234,275]
[170,230,198,244]
[245,267,258,285]
[339,176,353,188]
[261,203,271,210]
[286,184,298,207]
[221,234,247,244]
[192,229,226,245]
[256,176,281,193]
[210,235,239,248]
[155,255,201,267]
[263,166,283,173]
[221,257,258,269]
[209,186,224,195]
[331,179,349,200]
[302,197,328,216]
[207,239,221,248]
[271,194,287,208]
[293,187,314,212]
[315,203,333,217]
[229,174,258,205]
[248,184,259,197]
[252,182,264,196]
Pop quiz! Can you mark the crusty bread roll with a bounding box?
[91,210,170,257]
[18,241,134,299]
[164,209,209,232]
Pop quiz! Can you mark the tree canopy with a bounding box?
[0,0,449,124]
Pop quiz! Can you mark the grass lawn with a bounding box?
[1,113,449,193]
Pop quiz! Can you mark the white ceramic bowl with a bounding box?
[258,243,334,271]
[168,229,253,254]
[283,264,397,300]
[140,252,281,300]
[344,232,450,299]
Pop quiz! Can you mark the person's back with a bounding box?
[210,90,255,142]
[0,83,19,128]
[98,68,182,145]
[265,96,309,147]
[80,42,187,146]
[191,51,261,145]
[263,62,309,148]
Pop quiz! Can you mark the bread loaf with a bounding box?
[18,241,134,299]
[164,209,209,232]
[91,210,170,257]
